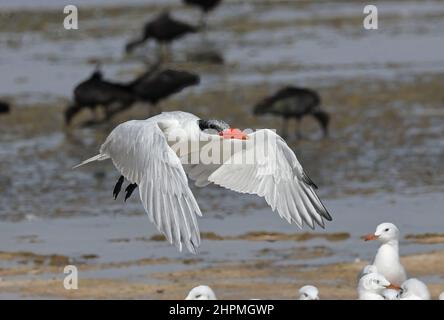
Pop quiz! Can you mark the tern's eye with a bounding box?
[304,293,308,297]
[195,294,201,298]
[384,228,389,232]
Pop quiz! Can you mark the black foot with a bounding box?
[124,183,138,202]
[113,176,124,199]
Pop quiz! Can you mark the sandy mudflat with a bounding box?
[0,248,442,299]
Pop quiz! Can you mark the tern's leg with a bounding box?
[113,175,124,199]
[124,183,138,202]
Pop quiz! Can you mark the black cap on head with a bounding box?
[198,119,230,133]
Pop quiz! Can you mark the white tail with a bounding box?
[72,154,109,169]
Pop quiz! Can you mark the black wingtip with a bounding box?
[302,172,318,189]
[323,211,333,221]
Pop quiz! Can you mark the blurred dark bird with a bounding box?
[0,101,10,114]
[254,87,330,138]
[66,67,200,125]
[65,69,135,125]
[130,68,200,115]
[125,11,198,58]
[183,0,223,26]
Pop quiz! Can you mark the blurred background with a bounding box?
[0,0,443,299]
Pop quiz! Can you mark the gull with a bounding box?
[358,272,400,300]
[357,264,378,282]
[363,222,407,285]
[399,278,431,300]
[382,289,399,300]
[74,111,331,253]
[299,285,319,300]
[185,285,217,300]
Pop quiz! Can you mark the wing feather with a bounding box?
[99,118,201,253]
[207,129,331,229]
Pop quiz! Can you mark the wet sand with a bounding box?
[0,248,442,299]
[0,190,443,299]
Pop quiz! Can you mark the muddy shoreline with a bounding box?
[0,248,442,299]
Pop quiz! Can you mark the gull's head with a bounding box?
[359,273,398,294]
[439,292,444,300]
[299,285,319,300]
[185,285,217,300]
[382,289,399,300]
[399,278,430,300]
[363,222,399,243]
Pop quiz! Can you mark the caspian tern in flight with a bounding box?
[74,111,331,253]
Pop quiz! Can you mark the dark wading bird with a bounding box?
[65,68,200,125]
[125,11,198,59]
[74,111,331,253]
[130,68,200,115]
[254,87,330,139]
[183,0,223,26]
[65,69,135,125]
[0,101,10,114]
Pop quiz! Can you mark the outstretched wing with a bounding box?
[206,129,331,229]
[100,119,202,253]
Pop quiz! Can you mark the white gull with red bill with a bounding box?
[363,222,407,286]
[73,111,331,253]
[358,272,400,300]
